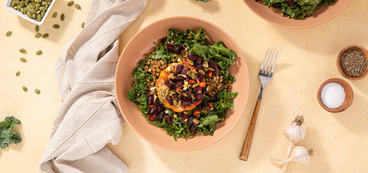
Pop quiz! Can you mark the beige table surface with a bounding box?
[1,0,368,172]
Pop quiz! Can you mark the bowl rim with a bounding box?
[4,0,55,25]
[317,78,353,113]
[115,16,249,151]
[242,0,353,29]
[337,45,368,80]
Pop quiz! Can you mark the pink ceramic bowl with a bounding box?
[243,0,352,28]
[115,16,250,151]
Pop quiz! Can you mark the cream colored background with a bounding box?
[1,0,368,172]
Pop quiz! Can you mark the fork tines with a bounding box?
[260,49,278,76]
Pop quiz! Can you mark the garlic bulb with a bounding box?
[282,116,306,172]
[284,116,305,152]
[284,122,305,144]
[269,146,312,164]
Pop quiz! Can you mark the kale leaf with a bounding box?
[166,28,208,49]
[212,41,237,61]
[190,43,215,62]
[0,116,22,149]
[197,114,221,135]
[317,0,336,8]
[190,40,236,94]
[214,90,238,117]
[264,0,335,19]
[149,113,189,141]
[127,59,150,116]
[148,44,173,63]
[166,29,188,46]
[197,91,237,135]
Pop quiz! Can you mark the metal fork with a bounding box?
[239,49,278,161]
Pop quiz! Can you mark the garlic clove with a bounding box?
[283,122,306,144]
[290,146,311,164]
[269,146,311,165]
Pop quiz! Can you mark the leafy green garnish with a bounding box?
[127,60,150,116]
[197,114,221,135]
[263,0,335,19]
[317,0,336,9]
[212,41,237,61]
[166,28,209,49]
[149,113,190,141]
[215,91,238,110]
[148,44,173,62]
[190,43,215,62]
[197,91,238,135]
[0,116,22,149]
[199,114,221,126]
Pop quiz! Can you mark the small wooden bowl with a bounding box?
[317,78,353,113]
[337,45,368,80]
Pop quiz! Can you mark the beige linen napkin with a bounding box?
[39,0,148,172]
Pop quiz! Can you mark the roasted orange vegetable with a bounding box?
[156,61,200,112]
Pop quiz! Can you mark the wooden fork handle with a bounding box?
[239,98,261,161]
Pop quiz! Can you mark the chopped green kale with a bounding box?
[263,0,336,19]
[127,59,150,116]
[0,116,22,149]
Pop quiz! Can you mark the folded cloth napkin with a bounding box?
[39,0,148,172]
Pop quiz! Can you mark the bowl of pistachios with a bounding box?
[5,0,55,25]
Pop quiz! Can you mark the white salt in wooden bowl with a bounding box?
[317,78,353,113]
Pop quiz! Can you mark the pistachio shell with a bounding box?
[188,60,194,65]
[173,99,178,106]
